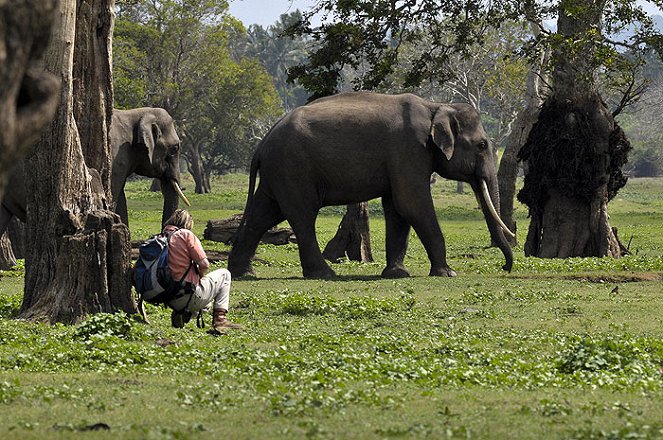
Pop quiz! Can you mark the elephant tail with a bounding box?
[237,151,261,234]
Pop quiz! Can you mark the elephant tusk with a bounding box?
[171,180,191,207]
[481,180,515,239]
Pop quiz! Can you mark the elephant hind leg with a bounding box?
[228,190,284,278]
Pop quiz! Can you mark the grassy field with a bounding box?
[1,174,663,439]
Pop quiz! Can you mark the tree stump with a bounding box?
[0,232,16,270]
[322,202,373,263]
[22,211,134,323]
[203,214,295,245]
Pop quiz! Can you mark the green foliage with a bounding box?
[0,291,21,319]
[557,335,662,374]
[74,313,137,341]
[244,12,310,110]
[239,288,414,318]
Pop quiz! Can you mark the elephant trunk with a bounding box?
[160,177,180,228]
[473,178,514,272]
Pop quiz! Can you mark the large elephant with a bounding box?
[0,107,190,238]
[229,92,514,279]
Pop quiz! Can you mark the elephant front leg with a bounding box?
[381,197,411,278]
[409,210,456,277]
[115,190,129,226]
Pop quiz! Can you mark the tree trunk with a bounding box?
[496,20,548,247]
[0,233,16,270]
[0,217,26,269]
[203,168,212,194]
[72,0,113,190]
[456,181,464,194]
[20,0,136,324]
[186,141,211,194]
[517,1,630,259]
[323,202,373,263]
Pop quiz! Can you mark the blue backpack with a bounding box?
[134,232,182,304]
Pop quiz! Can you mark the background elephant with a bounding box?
[0,107,189,240]
[229,92,514,279]
[110,107,189,227]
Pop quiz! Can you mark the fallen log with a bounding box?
[203,214,295,245]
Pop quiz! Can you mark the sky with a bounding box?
[228,0,316,27]
[229,0,663,28]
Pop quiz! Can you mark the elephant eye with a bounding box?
[479,140,488,150]
[169,144,180,156]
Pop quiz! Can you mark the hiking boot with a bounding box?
[212,308,242,330]
[171,309,192,328]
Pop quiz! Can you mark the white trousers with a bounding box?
[168,268,231,312]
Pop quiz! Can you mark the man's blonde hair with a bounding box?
[165,209,194,230]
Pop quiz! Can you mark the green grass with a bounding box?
[1,175,663,439]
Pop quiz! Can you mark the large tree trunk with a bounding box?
[517,1,630,258]
[20,0,136,324]
[497,20,548,246]
[323,202,373,263]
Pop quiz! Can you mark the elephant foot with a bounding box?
[430,266,457,277]
[228,263,256,279]
[303,265,336,279]
[381,266,411,279]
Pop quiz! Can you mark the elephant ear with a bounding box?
[430,106,458,160]
[137,113,160,163]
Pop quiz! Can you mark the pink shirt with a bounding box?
[163,225,208,285]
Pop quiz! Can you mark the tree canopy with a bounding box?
[287,0,663,100]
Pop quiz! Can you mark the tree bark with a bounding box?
[517,1,630,259]
[20,0,136,324]
[323,202,374,263]
[72,0,113,193]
